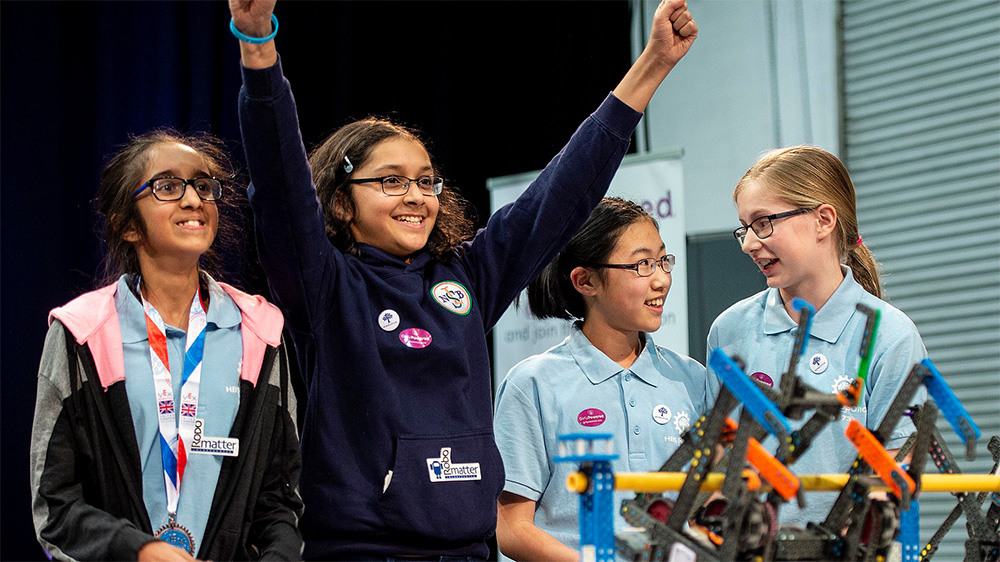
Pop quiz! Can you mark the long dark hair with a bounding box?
[96,128,241,285]
[527,197,658,320]
[309,117,474,260]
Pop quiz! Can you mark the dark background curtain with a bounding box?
[1,1,632,559]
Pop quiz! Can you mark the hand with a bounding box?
[137,540,198,562]
[645,0,698,70]
[229,0,277,38]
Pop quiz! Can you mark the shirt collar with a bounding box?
[566,324,660,387]
[115,273,241,343]
[762,266,862,344]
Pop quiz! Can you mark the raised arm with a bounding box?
[230,0,343,336]
[466,2,698,328]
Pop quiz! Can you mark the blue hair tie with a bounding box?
[230,14,278,45]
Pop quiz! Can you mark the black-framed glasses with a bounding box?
[346,175,444,196]
[733,207,815,244]
[585,254,675,277]
[133,177,223,201]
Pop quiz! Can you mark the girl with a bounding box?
[228,0,697,557]
[493,197,708,560]
[30,130,303,562]
[706,146,926,525]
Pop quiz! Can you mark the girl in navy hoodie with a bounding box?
[228,0,698,557]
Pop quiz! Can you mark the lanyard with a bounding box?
[138,278,207,520]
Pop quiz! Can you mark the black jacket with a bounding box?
[31,318,304,561]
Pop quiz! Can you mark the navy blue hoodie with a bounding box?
[238,58,641,559]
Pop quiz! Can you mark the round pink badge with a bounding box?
[750,371,774,388]
[399,328,432,349]
[577,408,606,427]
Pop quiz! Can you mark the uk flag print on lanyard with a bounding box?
[139,279,207,521]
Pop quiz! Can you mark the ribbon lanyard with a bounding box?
[138,278,207,521]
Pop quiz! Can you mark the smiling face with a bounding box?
[346,137,440,258]
[736,180,828,300]
[126,142,219,268]
[586,219,672,335]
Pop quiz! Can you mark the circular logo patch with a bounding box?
[399,328,432,349]
[431,281,471,315]
[378,309,400,331]
[577,408,606,427]
[750,371,774,388]
[809,353,829,374]
[652,404,672,425]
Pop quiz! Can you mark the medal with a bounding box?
[155,517,195,555]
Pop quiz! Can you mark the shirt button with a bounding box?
[625,373,632,382]
[629,398,636,407]
[633,425,641,435]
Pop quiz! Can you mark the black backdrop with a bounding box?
[1,1,632,559]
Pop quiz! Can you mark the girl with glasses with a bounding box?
[493,197,707,560]
[706,146,926,525]
[228,0,697,557]
[30,130,303,562]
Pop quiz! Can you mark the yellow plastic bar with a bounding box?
[566,472,1000,494]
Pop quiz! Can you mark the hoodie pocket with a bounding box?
[377,429,503,543]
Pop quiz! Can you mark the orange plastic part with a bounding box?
[746,439,801,500]
[723,418,800,500]
[837,377,864,408]
[845,419,916,499]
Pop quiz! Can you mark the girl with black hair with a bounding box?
[30,130,303,562]
[493,198,707,560]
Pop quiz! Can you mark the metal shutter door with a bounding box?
[842,1,1000,559]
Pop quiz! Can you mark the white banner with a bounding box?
[488,151,687,389]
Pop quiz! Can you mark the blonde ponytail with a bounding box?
[846,240,882,299]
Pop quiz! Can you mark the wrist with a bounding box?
[230,14,278,44]
[636,45,675,80]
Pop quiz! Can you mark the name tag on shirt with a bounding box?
[190,418,239,457]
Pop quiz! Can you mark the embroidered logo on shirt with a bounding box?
[832,375,853,394]
[750,371,774,388]
[399,328,432,349]
[809,353,829,374]
[431,281,471,315]
[426,447,481,482]
[652,404,671,425]
[673,411,691,434]
[577,408,606,427]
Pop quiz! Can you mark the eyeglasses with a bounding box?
[585,254,675,277]
[346,175,444,196]
[133,177,223,201]
[733,207,815,244]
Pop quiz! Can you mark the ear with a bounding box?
[570,266,599,297]
[333,190,354,222]
[122,221,141,243]
[815,203,838,241]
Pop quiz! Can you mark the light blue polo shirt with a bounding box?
[707,267,926,525]
[117,275,243,552]
[494,325,707,553]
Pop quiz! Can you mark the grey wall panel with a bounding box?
[842,0,1000,559]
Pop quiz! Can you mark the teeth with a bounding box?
[178,220,203,227]
[396,216,422,224]
[757,258,776,268]
[645,298,664,307]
